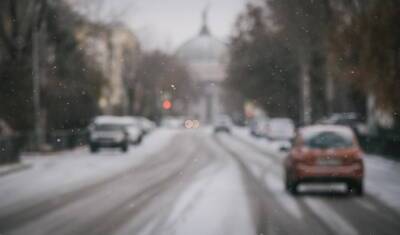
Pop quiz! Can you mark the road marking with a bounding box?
[264,174,303,220]
[163,164,220,228]
[354,199,377,212]
[304,198,359,235]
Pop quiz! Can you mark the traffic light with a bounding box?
[162,99,172,110]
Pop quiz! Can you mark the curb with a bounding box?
[0,163,31,177]
[21,146,88,159]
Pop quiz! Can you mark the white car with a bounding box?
[117,117,143,145]
[138,117,156,135]
[214,115,232,133]
[89,120,129,153]
[265,118,295,152]
[90,116,143,150]
[161,117,184,128]
[250,118,270,137]
[267,118,295,141]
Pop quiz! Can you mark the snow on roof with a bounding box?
[269,118,294,125]
[299,125,354,139]
[94,116,138,125]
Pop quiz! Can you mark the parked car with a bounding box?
[266,118,295,152]
[318,113,367,136]
[93,116,143,145]
[119,117,143,145]
[138,117,156,135]
[267,118,295,141]
[284,125,364,195]
[249,117,269,137]
[161,116,185,128]
[214,115,232,133]
[89,119,129,153]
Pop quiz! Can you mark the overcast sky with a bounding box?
[98,0,253,52]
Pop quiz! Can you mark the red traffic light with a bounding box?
[162,100,172,110]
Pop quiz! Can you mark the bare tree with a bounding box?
[68,0,134,24]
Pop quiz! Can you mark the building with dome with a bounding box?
[176,9,228,123]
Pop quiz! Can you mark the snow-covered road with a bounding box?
[0,127,399,235]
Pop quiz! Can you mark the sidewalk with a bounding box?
[0,162,31,177]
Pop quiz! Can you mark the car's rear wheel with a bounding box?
[348,180,363,196]
[288,182,299,195]
[285,173,299,195]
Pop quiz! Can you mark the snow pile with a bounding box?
[0,128,179,210]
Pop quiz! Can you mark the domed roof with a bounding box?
[176,9,228,83]
[177,31,227,63]
[176,9,227,64]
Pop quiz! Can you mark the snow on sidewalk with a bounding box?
[0,162,31,177]
[0,128,179,210]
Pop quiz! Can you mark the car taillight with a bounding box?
[292,149,310,164]
[344,150,363,165]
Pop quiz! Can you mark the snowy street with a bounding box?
[0,127,400,235]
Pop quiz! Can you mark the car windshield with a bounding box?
[2,1,400,234]
[94,124,124,131]
[304,131,354,149]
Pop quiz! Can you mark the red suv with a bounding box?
[284,125,364,195]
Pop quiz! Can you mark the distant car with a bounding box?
[249,118,269,137]
[118,117,143,145]
[161,116,184,128]
[267,118,295,141]
[318,113,367,136]
[266,118,295,152]
[138,117,156,135]
[214,115,232,133]
[284,125,364,195]
[89,120,129,153]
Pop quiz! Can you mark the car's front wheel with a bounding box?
[121,143,128,153]
[135,135,143,145]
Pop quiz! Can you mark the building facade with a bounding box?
[77,24,140,115]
